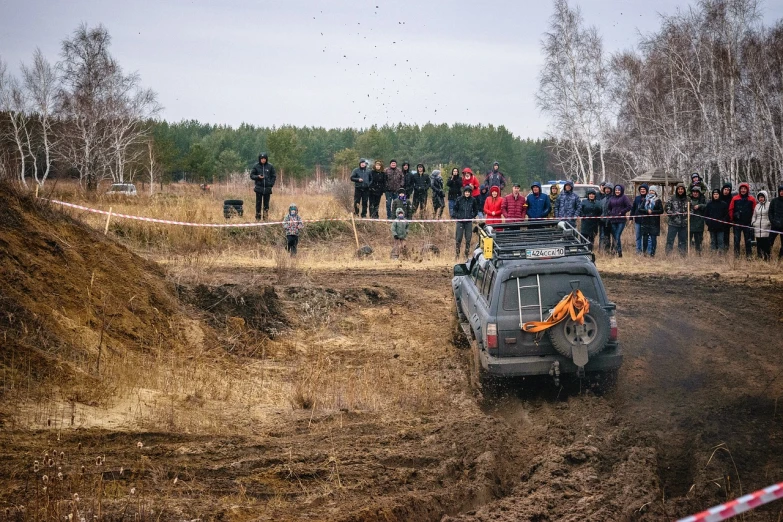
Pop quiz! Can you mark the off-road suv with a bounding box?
[452,220,621,387]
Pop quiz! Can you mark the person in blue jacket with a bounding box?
[526,182,552,220]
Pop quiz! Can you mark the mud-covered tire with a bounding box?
[548,298,610,359]
[451,297,470,349]
[468,343,498,399]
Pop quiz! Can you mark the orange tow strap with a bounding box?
[521,290,590,333]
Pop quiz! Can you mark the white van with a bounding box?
[106,183,138,196]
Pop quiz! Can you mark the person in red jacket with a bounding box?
[728,182,757,258]
[461,168,480,197]
[501,183,528,224]
[484,186,503,225]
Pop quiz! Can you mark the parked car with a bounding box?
[106,183,138,196]
[451,220,621,389]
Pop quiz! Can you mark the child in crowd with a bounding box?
[282,204,304,256]
[391,207,409,259]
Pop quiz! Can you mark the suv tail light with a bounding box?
[487,323,498,352]
[609,316,618,341]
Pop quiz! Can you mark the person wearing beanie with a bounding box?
[768,185,783,259]
[453,186,479,258]
[384,159,404,219]
[665,183,689,255]
[430,169,445,219]
[729,182,757,258]
[639,186,664,257]
[751,190,772,260]
[630,184,649,254]
[485,161,506,194]
[282,203,304,256]
[368,160,387,219]
[688,173,708,195]
[250,152,277,221]
[705,188,730,252]
[501,183,528,225]
[390,207,409,259]
[391,187,414,220]
[688,185,707,254]
[411,163,431,218]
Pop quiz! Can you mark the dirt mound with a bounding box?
[0,184,184,413]
[178,283,286,334]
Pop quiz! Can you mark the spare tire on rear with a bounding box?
[548,298,610,359]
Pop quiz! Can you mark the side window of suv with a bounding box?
[482,267,496,301]
[470,260,480,282]
[476,263,486,291]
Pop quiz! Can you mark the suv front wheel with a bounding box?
[548,298,610,359]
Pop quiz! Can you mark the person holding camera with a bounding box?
[250,153,277,221]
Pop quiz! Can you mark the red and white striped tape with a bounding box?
[46,198,640,227]
[56,198,780,236]
[692,213,782,236]
[677,481,783,522]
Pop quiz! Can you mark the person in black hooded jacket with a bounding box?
[411,163,431,217]
[250,153,277,221]
[446,167,462,217]
[402,162,414,197]
[705,188,729,251]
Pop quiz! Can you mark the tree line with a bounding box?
[152,120,557,187]
[538,0,783,190]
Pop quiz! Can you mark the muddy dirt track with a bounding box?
[2,267,783,521]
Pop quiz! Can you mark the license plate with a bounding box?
[526,247,565,259]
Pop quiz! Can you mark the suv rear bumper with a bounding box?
[481,344,622,376]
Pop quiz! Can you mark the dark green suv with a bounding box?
[452,221,622,387]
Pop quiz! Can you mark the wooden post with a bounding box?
[350,212,360,249]
[104,207,113,235]
[686,201,691,256]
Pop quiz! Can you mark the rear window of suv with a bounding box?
[501,274,601,311]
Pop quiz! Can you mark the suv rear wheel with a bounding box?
[548,298,610,359]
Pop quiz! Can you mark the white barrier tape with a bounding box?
[688,213,783,236]
[45,198,692,228]
[678,480,783,522]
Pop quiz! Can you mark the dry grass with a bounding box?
[14,179,783,435]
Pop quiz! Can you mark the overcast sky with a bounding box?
[2,0,782,139]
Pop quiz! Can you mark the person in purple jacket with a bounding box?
[606,184,633,257]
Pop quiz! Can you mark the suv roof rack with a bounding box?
[479,221,594,261]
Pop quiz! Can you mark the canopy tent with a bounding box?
[629,168,683,201]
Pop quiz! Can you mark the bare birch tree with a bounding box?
[537,0,610,183]
[21,48,58,187]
